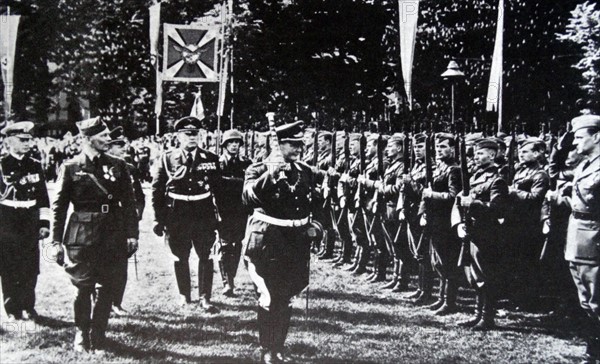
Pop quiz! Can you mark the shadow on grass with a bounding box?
[104,338,256,363]
[34,315,72,329]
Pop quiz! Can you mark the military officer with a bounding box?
[453,138,509,330]
[242,121,322,364]
[420,133,462,314]
[505,137,549,309]
[218,129,252,297]
[106,127,146,316]
[0,122,51,321]
[151,116,223,311]
[52,117,139,351]
[547,114,600,364]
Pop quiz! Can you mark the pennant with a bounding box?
[486,0,504,131]
[149,2,161,66]
[190,88,205,120]
[162,23,220,82]
[0,15,20,120]
[398,0,419,110]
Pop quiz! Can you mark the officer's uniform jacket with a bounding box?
[0,153,50,276]
[242,159,322,296]
[52,152,139,261]
[557,155,600,264]
[152,147,223,233]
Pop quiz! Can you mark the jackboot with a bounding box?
[435,279,458,316]
[381,260,399,289]
[344,246,361,271]
[427,278,446,311]
[458,293,483,328]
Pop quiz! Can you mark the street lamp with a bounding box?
[441,60,465,128]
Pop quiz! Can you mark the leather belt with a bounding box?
[168,192,212,201]
[0,199,36,208]
[572,211,600,221]
[253,211,309,227]
[75,203,120,214]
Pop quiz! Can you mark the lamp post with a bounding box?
[441,60,465,130]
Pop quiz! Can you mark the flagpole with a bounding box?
[5,5,11,122]
[229,0,234,130]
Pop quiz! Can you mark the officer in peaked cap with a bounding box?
[242,120,324,363]
[106,127,145,316]
[217,129,252,297]
[0,122,50,322]
[152,116,224,312]
[52,117,139,351]
[547,114,600,363]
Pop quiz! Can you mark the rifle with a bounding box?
[354,132,367,209]
[250,131,255,160]
[456,126,471,267]
[396,116,412,212]
[539,130,559,261]
[506,122,517,185]
[372,133,385,215]
[323,130,337,201]
[244,131,249,159]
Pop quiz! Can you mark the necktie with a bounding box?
[186,152,194,169]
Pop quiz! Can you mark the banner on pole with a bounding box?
[398,0,419,110]
[486,0,504,131]
[149,2,161,65]
[0,15,20,119]
[162,23,220,82]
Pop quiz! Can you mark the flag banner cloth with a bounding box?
[162,23,220,82]
[398,0,419,110]
[149,2,161,63]
[190,88,206,120]
[486,0,504,131]
[0,15,20,120]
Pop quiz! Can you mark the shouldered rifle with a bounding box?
[396,119,412,212]
[250,131,256,160]
[354,132,367,208]
[344,131,350,172]
[457,129,471,267]
[507,122,517,185]
[323,130,336,201]
[372,133,385,214]
[312,115,319,167]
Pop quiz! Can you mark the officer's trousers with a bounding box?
[167,224,216,300]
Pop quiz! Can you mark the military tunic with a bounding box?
[0,153,50,316]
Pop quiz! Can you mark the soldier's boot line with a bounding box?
[413,263,433,305]
[392,260,410,292]
[198,258,215,306]
[218,260,234,297]
[428,279,446,311]
[352,246,369,275]
[458,293,483,327]
[344,246,361,271]
[90,283,114,349]
[472,289,495,330]
[381,260,399,289]
[435,279,459,316]
[74,288,93,352]
[272,304,292,359]
[174,261,192,299]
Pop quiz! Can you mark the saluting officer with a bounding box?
[151,116,223,311]
[453,138,509,330]
[242,121,322,364]
[52,117,139,351]
[0,122,51,321]
[547,115,600,364]
[106,127,146,316]
[218,129,252,297]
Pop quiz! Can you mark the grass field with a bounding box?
[0,185,589,363]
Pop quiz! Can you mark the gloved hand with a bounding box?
[153,222,165,237]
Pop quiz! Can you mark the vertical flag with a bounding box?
[486,0,504,131]
[149,2,162,134]
[190,88,205,120]
[0,15,20,121]
[398,0,419,110]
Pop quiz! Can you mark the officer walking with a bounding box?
[547,115,600,364]
[242,121,322,364]
[218,129,252,297]
[151,116,223,311]
[0,122,51,321]
[52,117,139,351]
[106,127,146,315]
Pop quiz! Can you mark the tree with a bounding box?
[557,1,600,113]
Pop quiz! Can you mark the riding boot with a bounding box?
[427,278,446,311]
[381,260,399,289]
[458,292,483,327]
[392,259,410,292]
[435,279,458,315]
[473,288,495,330]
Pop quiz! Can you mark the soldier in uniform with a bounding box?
[218,129,252,297]
[420,133,462,314]
[106,127,146,316]
[402,134,433,304]
[52,117,139,351]
[505,137,549,309]
[453,139,509,330]
[151,116,223,311]
[0,122,51,321]
[547,115,600,364]
[242,121,322,364]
